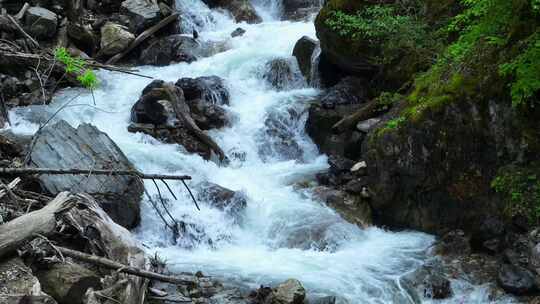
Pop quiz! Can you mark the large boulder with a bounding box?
[292,36,318,84]
[100,22,135,56]
[139,35,199,66]
[29,120,143,229]
[128,80,226,160]
[120,0,161,33]
[25,7,58,39]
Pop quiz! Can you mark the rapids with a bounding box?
[6,0,515,303]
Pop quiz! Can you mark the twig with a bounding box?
[34,233,65,262]
[55,246,198,285]
[160,179,177,200]
[14,3,30,20]
[6,14,39,49]
[181,180,200,211]
[151,179,176,224]
[0,167,192,181]
[106,13,179,65]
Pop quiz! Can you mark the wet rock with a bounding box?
[257,107,304,161]
[273,279,305,304]
[305,77,368,158]
[121,0,161,33]
[282,0,321,20]
[30,120,143,229]
[216,0,262,24]
[328,155,354,175]
[231,27,246,37]
[497,264,537,295]
[176,76,230,106]
[100,22,135,56]
[262,58,305,91]
[401,260,452,300]
[424,274,452,299]
[131,80,176,125]
[473,216,506,252]
[35,262,101,304]
[25,7,58,39]
[292,36,318,83]
[188,98,228,130]
[197,182,247,220]
[139,35,199,66]
[312,186,372,227]
[434,229,471,256]
[67,22,97,55]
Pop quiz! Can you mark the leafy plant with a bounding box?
[54,47,99,90]
[492,166,540,223]
[324,4,436,65]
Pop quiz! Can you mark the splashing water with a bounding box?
[6,1,515,303]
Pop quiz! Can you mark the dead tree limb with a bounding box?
[6,14,39,49]
[331,99,379,134]
[0,192,74,258]
[149,84,227,161]
[0,177,21,200]
[0,167,192,180]
[106,13,179,65]
[14,3,30,20]
[56,246,197,285]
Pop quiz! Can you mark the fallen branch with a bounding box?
[0,177,21,200]
[106,13,179,65]
[56,246,197,285]
[331,99,378,134]
[14,3,30,20]
[0,167,192,181]
[6,14,39,49]
[0,192,74,258]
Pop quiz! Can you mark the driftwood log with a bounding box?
[0,192,151,303]
[331,99,378,134]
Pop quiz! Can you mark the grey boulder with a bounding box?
[25,7,58,39]
[29,120,143,229]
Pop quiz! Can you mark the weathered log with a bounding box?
[106,13,179,65]
[56,246,198,286]
[331,99,378,134]
[0,192,74,259]
[0,167,191,180]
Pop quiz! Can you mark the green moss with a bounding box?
[492,165,540,223]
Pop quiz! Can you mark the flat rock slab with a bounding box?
[29,120,143,229]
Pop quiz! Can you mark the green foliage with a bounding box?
[376,92,402,112]
[324,4,437,65]
[492,166,540,223]
[54,47,99,90]
[499,32,540,106]
[385,117,406,129]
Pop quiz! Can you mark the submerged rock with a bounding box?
[231,27,246,37]
[202,0,262,24]
[401,260,453,300]
[197,182,247,221]
[30,120,143,228]
[262,58,305,91]
[257,106,304,162]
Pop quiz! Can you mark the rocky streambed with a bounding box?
[0,0,539,303]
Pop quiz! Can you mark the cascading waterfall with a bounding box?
[6,0,515,303]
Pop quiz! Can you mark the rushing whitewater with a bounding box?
[6,0,513,303]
